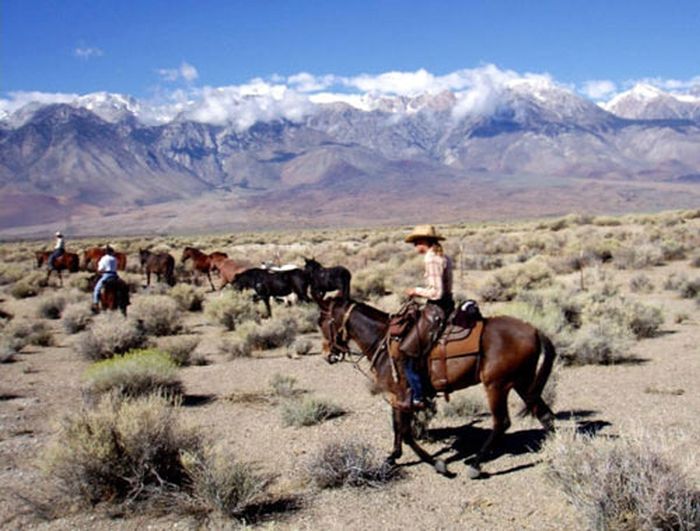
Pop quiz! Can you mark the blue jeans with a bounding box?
[93,272,117,304]
[404,357,424,402]
[48,249,64,269]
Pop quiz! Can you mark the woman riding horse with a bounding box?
[399,225,455,411]
[318,297,556,478]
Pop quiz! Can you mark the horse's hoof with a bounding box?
[465,464,481,480]
[434,459,448,475]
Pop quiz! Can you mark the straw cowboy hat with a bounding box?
[404,224,445,244]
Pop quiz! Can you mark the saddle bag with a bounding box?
[388,300,421,338]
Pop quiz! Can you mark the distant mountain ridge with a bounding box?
[1,82,699,234]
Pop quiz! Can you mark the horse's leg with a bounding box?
[386,408,404,465]
[57,270,63,287]
[206,270,215,291]
[146,271,151,287]
[514,385,555,433]
[393,408,448,475]
[263,296,272,318]
[468,384,511,478]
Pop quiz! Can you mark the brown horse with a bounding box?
[318,297,556,478]
[181,246,228,291]
[210,255,251,290]
[82,247,127,271]
[35,251,80,286]
[88,274,130,316]
[139,249,176,287]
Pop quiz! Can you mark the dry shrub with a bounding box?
[478,260,554,302]
[563,322,634,365]
[169,284,205,312]
[11,277,41,299]
[629,273,655,293]
[180,447,271,518]
[460,254,503,271]
[155,335,201,366]
[0,263,26,285]
[36,293,66,319]
[82,348,183,400]
[690,254,700,268]
[288,337,313,357]
[306,440,401,489]
[65,272,94,293]
[352,265,390,299]
[237,317,297,351]
[130,295,182,336]
[269,373,300,398]
[62,302,93,334]
[582,297,663,340]
[676,278,700,299]
[613,244,664,270]
[77,314,147,360]
[542,429,699,530]
[660,239,687,261]
[205,291,260,331]
[220,335,253,358]
[42,393,200,506]
[275,304,318,334]
[3,319,53,351]
[281,396,345,427]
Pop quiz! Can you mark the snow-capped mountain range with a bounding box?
[1,80,699,232]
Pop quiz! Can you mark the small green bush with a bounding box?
[306,440,401,489]
[352,265,390,299]
[82,348,182,400]
[561,322,633,365]
[129,295,182,336]
[281,396,344,427]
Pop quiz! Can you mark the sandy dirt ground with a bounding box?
[0,259,698,530]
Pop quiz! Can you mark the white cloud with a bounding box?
[74,46,104,59]
[158,62,199,83]
[0,91,78,114]
[581,80,617,100]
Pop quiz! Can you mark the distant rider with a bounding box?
[398,225,454,411]
[92,245,118,312]
[48,231,65,270]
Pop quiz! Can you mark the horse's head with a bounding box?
[303,257,321,272]
[317,297,353,364]
[181,247,193,263]
[230,270,253,290]
[138,249,150,267]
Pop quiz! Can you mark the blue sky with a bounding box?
[2,0,699,101]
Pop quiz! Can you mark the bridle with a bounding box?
[319,299,357,363]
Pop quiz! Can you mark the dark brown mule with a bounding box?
[139,249,176,287]
[318,297,556,478]
[82,247,127,271]
[209,255,250,290]
[89,274,130,316]
[35,251,80,287]
[181,246,228,291]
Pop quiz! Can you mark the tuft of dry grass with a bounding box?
[204,291,260,331]
[280,396,345,427]
[62,302,93,334]
[306,440,402,489]
[155,335,201,366]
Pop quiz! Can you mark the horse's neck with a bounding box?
[348,308,388,358]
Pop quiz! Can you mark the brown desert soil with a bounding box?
[0,260,698,530]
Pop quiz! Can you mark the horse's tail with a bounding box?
[120,281,130,316]
[166,258,176,286]
[70,254,80,273]
[518,329,557,417]
[342,270,352,300]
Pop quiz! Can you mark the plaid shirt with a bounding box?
[414,249,452,301]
